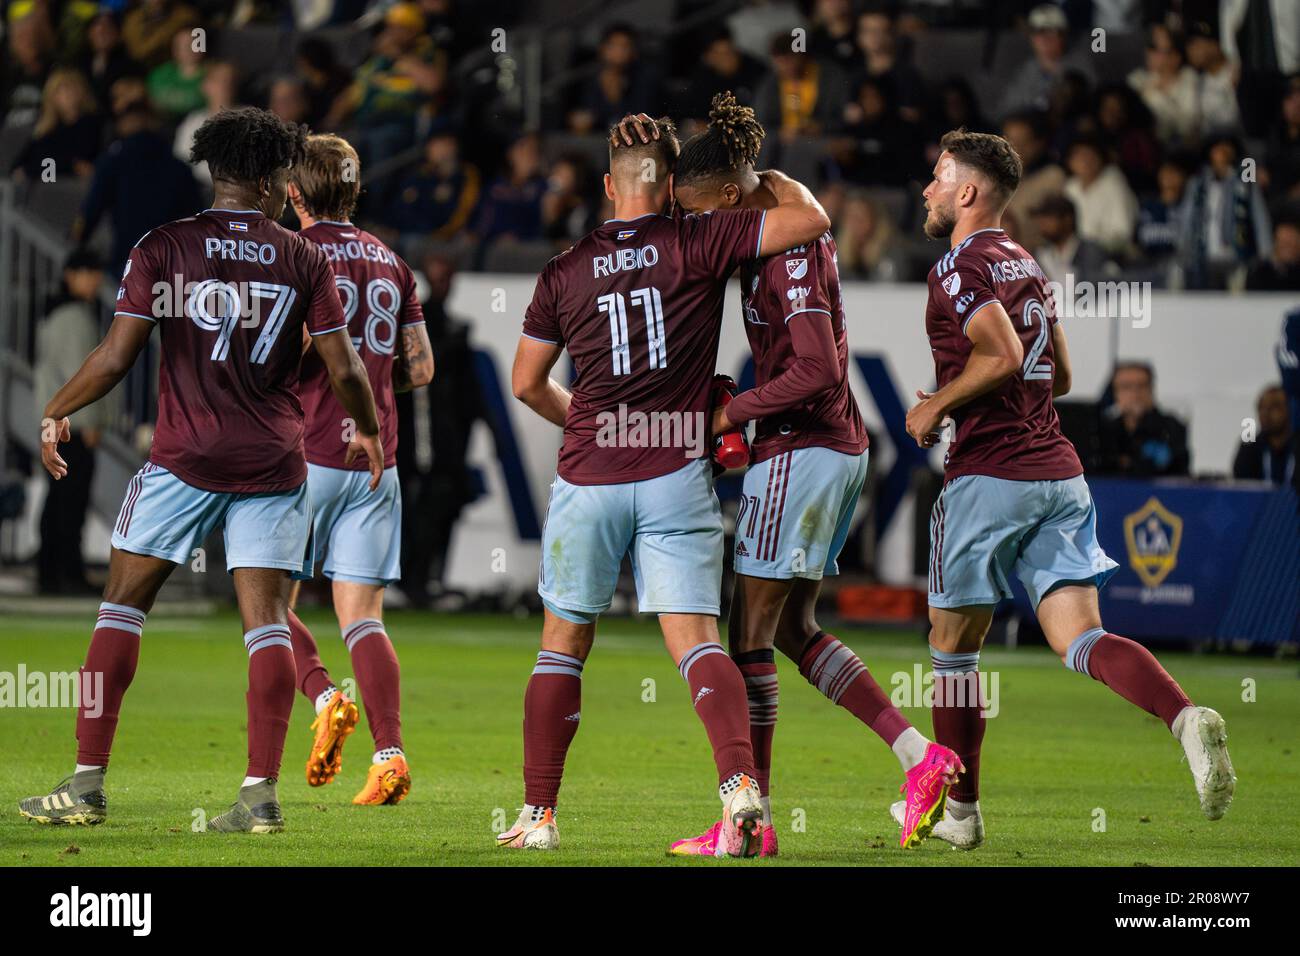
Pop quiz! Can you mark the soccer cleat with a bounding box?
[668,819,778,857]
[18,770,107,826]
[352,754,412,806]
[717,773,765,858]
[207,778,284,833]
[306,689,358,787]
[897,742,964,849]
[497,805,558,849]
[890,799,984,850]
[1178,706,1235,820]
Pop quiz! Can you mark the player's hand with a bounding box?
[710,405,732,437]
[610,113,660,148]
[345,432,385,491]
[40,416,72,479]
[906,390,944,449]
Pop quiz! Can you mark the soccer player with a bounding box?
[500,113,831,856]
[282,133,433,806]
[19,108,384,833]
[663,93,961,857]
[898,129,1235,849]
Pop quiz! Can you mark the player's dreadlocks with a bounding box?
[190,107,307,185]
[675,92,765,186]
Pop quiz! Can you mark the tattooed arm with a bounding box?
[393,322,435,393]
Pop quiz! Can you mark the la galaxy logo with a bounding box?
[786,258,808,280]
[1122,497,1183,588]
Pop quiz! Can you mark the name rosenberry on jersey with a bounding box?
[298,220,424,471]
[522,209,766,486]
[114,208,347,494]
[924,227,1082,482]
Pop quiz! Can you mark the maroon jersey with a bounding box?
[297,221,423,470]
[730,233,868,463]
[114,207,346,493]
[924,227,1082,482]
[522,210,766,485]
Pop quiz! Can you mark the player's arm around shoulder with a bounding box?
[754,169,831,258]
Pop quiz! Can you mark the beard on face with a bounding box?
[923,202,955,239]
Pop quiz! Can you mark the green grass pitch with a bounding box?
[2,609,1296,866]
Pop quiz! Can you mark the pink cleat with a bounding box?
[668,820,779,857]
[898,742,963,849]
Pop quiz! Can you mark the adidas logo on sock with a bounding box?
[694,686,714,704]
[564,712,581,721]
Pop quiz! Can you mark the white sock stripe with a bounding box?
[96,602,146,636]
[678,643,726,682]
[1066,627,1107,674]
[930,649,980,675]
[742,673,778,690]
[807,639,866,703]
[344,623,386,651]
[244,625,291,656]
[342,618,383,640]
[532,663,583,677]
[536,651,584,669]
[98,602,146,622]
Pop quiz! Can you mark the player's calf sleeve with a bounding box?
[929,648,985,803]
[679,644,757,786]
[523,651,584,808]
[75,603,145,767]
[343,619,402,752]
[1065,628,1193,729]
[799,631,912,747]
[732,648,777,796]
[244,625,296,779]
[288,609,333,702]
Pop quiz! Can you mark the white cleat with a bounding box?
[718,773,764,858]
[496,805,559,849]
[890,799,984,850]
[1177,706,1236,820]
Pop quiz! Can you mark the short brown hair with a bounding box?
[939,129,1023,202]
[608,115,681,183]
[292,133,361,221]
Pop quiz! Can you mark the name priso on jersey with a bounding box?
[203,237,277,265]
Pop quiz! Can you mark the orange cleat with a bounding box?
[306,690,359,787]
[352,754,412,806]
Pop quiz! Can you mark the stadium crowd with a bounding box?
[1,0,1297,287]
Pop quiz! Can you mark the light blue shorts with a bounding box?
[734,447,868,580]
[539,458,723,619]
[306,463,401,586]
[928,473,1119,609]
[111,462,312,577]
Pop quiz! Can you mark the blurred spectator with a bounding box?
[568,23,660,134]
[147,27,207,121]
[268,76,311,126]
[174,60,238,186]
[833,76,922,187]
[1246,206,1300,291]
[1135,154,1192,268]
[1180,133,1273,289]
[680,27,765,123]
[294,35,353,128]
[1093,83,1160,194]
[923,78,993,167]
[851,7,925,123]
[1262,74,1300,210]
[382,129,481,243]
[1003,110,1066,250]
[108,74,150,118]
[73,103,201,274]
[1032,194,1113,286]
[34,248,112,595]
[1,13,53,132]
[328,3,447,166]
[1127,23,1197,146]
[809,0,858,72]
[396,253,483,606]
[1095,362,1191,477]
[542,154,597,242]
[1063,135,1138,255]
[835,191,903,280]
[726,0,802,61]
[123,0,199,69]
[757,31,847,141]
[11,69,103,181]
[1232,384,1296,485]
[1220,0,1300,135]
[473,132,545,244]
[76,11,140,115]
[1184,19,1241,138]
[997,4,1095,120]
